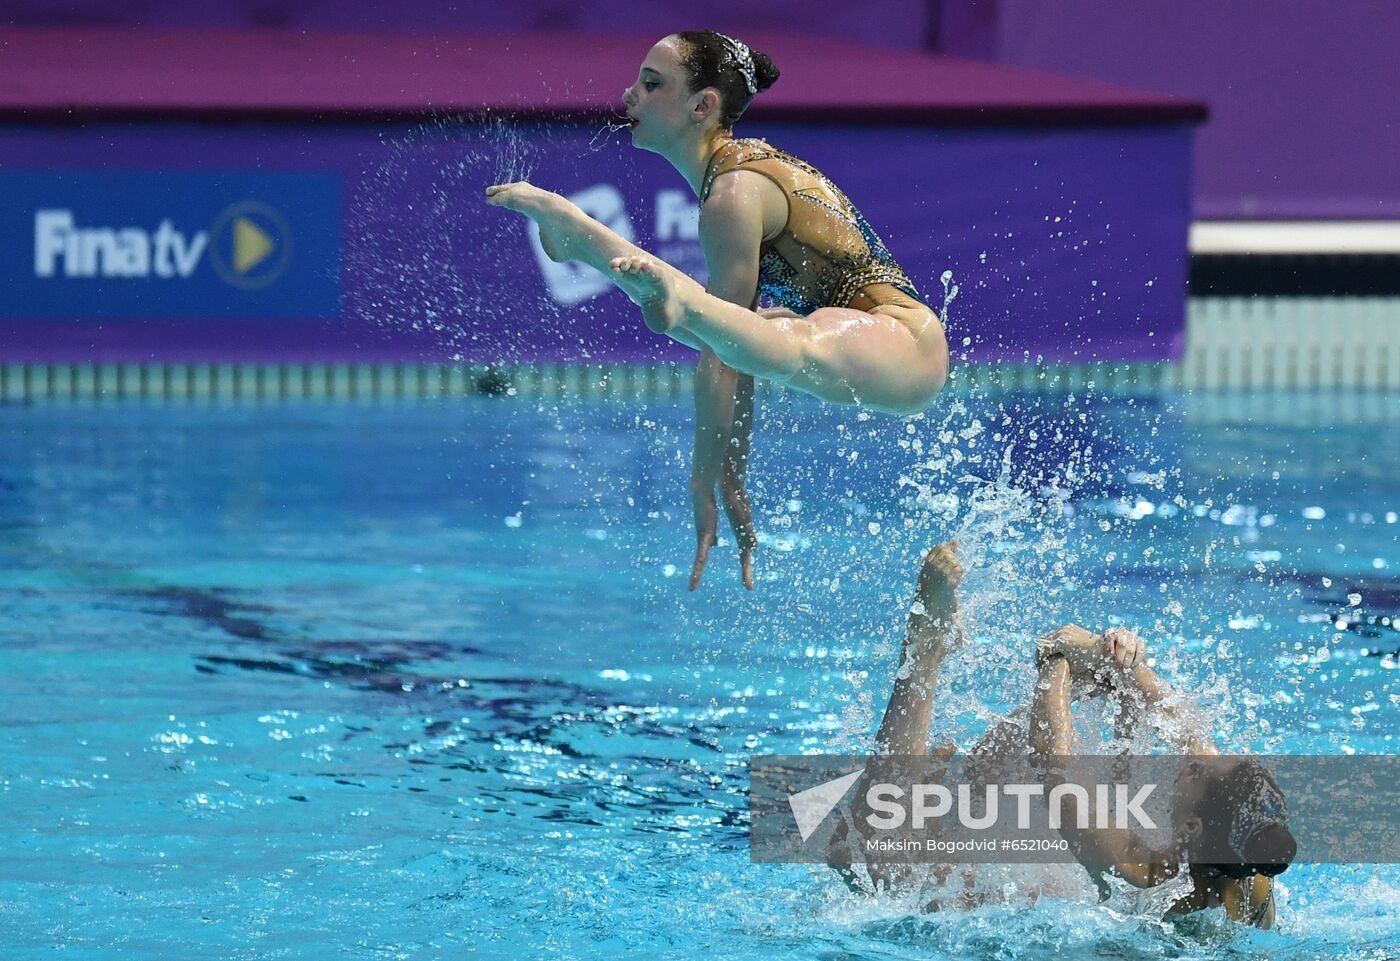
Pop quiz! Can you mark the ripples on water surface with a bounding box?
[0,391,1396,959]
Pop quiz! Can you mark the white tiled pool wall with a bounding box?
[3,297,1397,403]
[1181,297,1400,391]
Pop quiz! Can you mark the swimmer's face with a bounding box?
[1168,757,1238,854]
[621,36,715,152]
[1169,759,1211,847]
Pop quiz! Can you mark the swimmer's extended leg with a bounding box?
[485,181,710,347]
[838,541,962,891]
[875,540,963,756]
[485,180,653,279]
[608,254,789,364]
[609,255,947,414]
[487,184,810,377]
[485,182,945,413]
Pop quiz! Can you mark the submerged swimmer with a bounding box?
[486,32,950,591]
[830,542,1295,928]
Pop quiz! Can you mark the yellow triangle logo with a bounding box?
[234,217,274,273]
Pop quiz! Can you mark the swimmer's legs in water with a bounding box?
[874,540,964,756]
[831,541,963,891]
[484,181,946,414]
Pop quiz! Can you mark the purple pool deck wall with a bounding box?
[933,0,1400,220]
[0,0,934,53]
[0,29,1200,365]
[7,0,1396,221]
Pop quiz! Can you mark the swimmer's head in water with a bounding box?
[672,31,779,129]
[1170,757,1297,878]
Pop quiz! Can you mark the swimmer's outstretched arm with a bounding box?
[1037,626,1219,756]
[687,183,767,591]
[688,357,756,590]
[1126,659,1275,927]
[1035,625,1144,687]
[1036,637,1274,925]
[1031,649,1180,890]
[1117,657,1220,757]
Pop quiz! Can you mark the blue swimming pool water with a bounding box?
[1,390,1397,960]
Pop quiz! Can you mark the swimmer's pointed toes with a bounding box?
[921,540,963,585]
[914,543,963,624]
[484,182,534,209]
[609,256,657,277]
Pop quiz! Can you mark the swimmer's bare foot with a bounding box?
[609,255,684,334]
[484,181,575,262]
[906,540,963,659]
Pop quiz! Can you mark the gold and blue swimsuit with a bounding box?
[699,138,926,316]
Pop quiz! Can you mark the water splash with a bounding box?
[345,113,548,359]
[587,118,633,153]
[482,113,538,185]
[940,269,959,330]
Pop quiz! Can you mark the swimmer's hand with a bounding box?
[688,479,756,591]
[1036,625,1145,695]
[720,465,757,590]
[1100,627,1147,671]
[689,484,720,591]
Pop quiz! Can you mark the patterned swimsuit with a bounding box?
[699,138,925,316]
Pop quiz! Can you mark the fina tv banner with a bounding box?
[0,172,340,319]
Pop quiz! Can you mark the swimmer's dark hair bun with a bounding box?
[751,49,780,93]
[1242,823,1297,877]
[674,31,780,127]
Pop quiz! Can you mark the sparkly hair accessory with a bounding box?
[1227,778,1288,858]
[716,33,758,95]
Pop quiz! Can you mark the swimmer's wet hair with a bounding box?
[673,31,780,129]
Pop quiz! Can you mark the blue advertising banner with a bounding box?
[0,120,1190,363]
[0,172,341,319]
